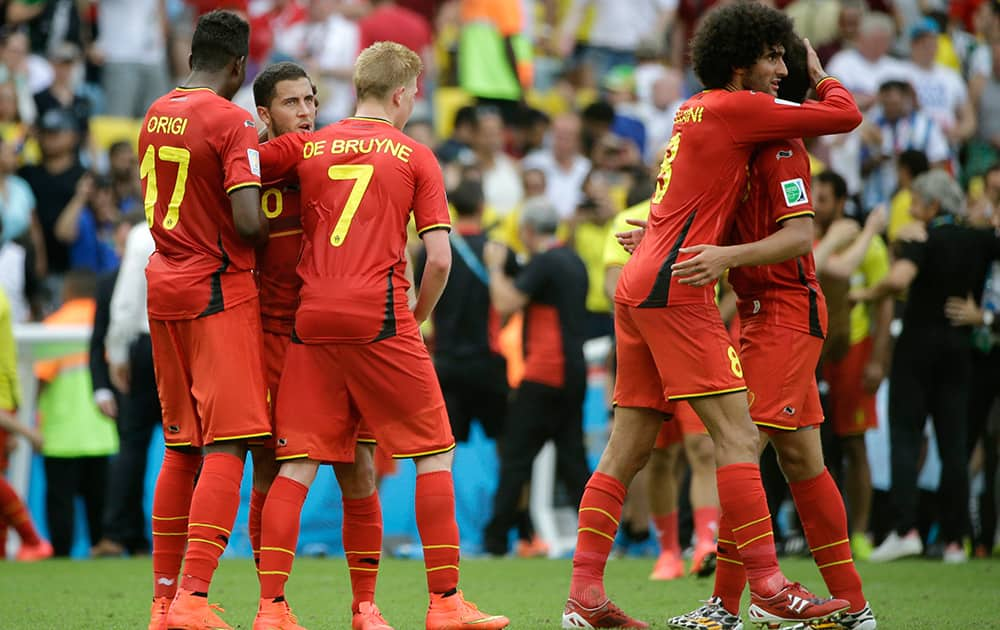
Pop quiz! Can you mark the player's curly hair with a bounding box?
[191,10,249,72]
[776,34,809,104]
[692,2,795,90]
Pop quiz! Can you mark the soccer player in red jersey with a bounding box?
[250,61,393,630]
[561,4,862,628]
[662,35,876,630]
[254,42,508,630]
[139,11,269,630]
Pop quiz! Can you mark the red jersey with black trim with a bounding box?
[616,78,860,309]
[259,116,451,344]
[140,87,262,320]
[257,183,302,336]
[727,138,827,338]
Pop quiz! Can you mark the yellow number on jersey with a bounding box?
[727,346,744,378]
[328,164,374,247]
[261,187,284,219]
[652,132,681,204]
[140,144,191,230]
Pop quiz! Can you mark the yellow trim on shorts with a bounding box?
[668,386,748,401]
[164,440,193,447]
[391,443,456,459]
[357,438,377,445]
[275,453,310,461]
[213,431,272,442]
[753,420,797,431]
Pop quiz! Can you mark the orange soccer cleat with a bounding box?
[352,601,394,630]
[426,590,509,630]
[165,588,233,630]
[15,539,53,562]
[562,597,649,628]
[253,598,306,630]
[149,596,171,630]
[649,550,685,581]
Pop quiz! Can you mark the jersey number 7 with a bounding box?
[328,164,374,247]
[141,144,191,231]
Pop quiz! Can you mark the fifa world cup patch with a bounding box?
[780,178,808,207]
[247,148,261,176]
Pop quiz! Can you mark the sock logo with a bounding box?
[787,594,810,614]
[157,578,175,586]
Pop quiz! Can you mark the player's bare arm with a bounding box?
[850,259,918,303]
[673,217,813,287]
[412,228,451,324]
[483,240,527,317]
[823,206,887,279]
[230,185,268,246]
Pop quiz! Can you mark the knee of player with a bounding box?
[647,447,676,477]
[685,435,716,469]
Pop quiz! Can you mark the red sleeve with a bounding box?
[259,133,309,186]
[214,106,262,195]
[410,144,451,236]
[722,78,862,145]
[761,140,815,224]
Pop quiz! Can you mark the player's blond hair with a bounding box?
[354,41,423,102]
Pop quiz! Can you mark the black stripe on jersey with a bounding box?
[198,235,230,317]
[638,209,698,308]
[796,257,824,339]
[372,269,397,342]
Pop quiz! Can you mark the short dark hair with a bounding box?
[191,10,249,72]
[453,105,478,130]
[878,79,912,95]
[63,270,97,300]
[777,34,809,104]
[253,61,310,108]
[897,149,929,178]
[108,140,133,158]
[815,170,848,200]
[692,2,795,89]
[581,101,615,126]
[449,178,484,217]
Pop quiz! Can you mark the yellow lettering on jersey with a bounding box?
[672,106,704,125]
[146,116,189,136]
[303,140,328,159]
[261,187,283,219]
[324,136,413,163]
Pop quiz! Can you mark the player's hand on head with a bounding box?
[803,38,826,86]
[483,240,509,271]
[672,244,731,286]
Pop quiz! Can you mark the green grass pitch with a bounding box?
[2,556,998,628]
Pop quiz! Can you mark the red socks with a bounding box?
[414,471,460,594]
[0,476,41,546]
[693,506,720,548]
[652,511,680,555]
[712,511,747,614]
[716,463,783,597]
[180,452,244,594]
[569,472,626,606]
[343,491,383,612]
[259,476,309,600]
[151,449,201,599]
[790,468,866,612]
[249,488,266,574]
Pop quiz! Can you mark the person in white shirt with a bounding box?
[904,17,976,145]
[288,0,360,125]
[635,70,684,165]
[522,113,590,220]
[466,108,523,218]
[827,12,910,110]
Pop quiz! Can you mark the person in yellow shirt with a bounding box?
[887,149,930,242]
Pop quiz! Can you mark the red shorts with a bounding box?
[654,403,708,449]
[263,329,377,447]
[149,298,271,448]
[274,327,454,463]
[614,303,747,413]
[740,323,823,433]
[823,336,877,437]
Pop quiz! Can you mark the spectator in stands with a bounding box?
[436,104,477,164]
[858,169,1000,564]
[522,112,589,220]
[300,0,359,125]
[0,29,37,124]
[56,174,121,273]
[571,172,617,339]
[467,106,522,218]
[636,69,683,164]
[34,270,118,556]
[968,38,1000,180]
[860,80,950,209]
[0,135,35,244]
[18,106,85,300]
[0,80,20,124]
[359,0,434,117]
[33,42,90,154]
[482,198,590,556]
[815,0,865,64]
[92,213,160,557]
[458,0,528,120]
[905,17,976,146]
[887,149,930,242]
[92,0,169,119]
[24,0,86,59]
[106,140,140,213]
[827,12,909,111]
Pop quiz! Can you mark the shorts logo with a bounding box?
[781,178,808,207]
[167,425,180,433]
[782,406,796,416]
[752,299,761,314]
[277,438,287,447]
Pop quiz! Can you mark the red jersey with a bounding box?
[727,138,827,338]
[616,78,860,309]
[259,116,451,344]
[140,87,262,320]
[257,184,303,335]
